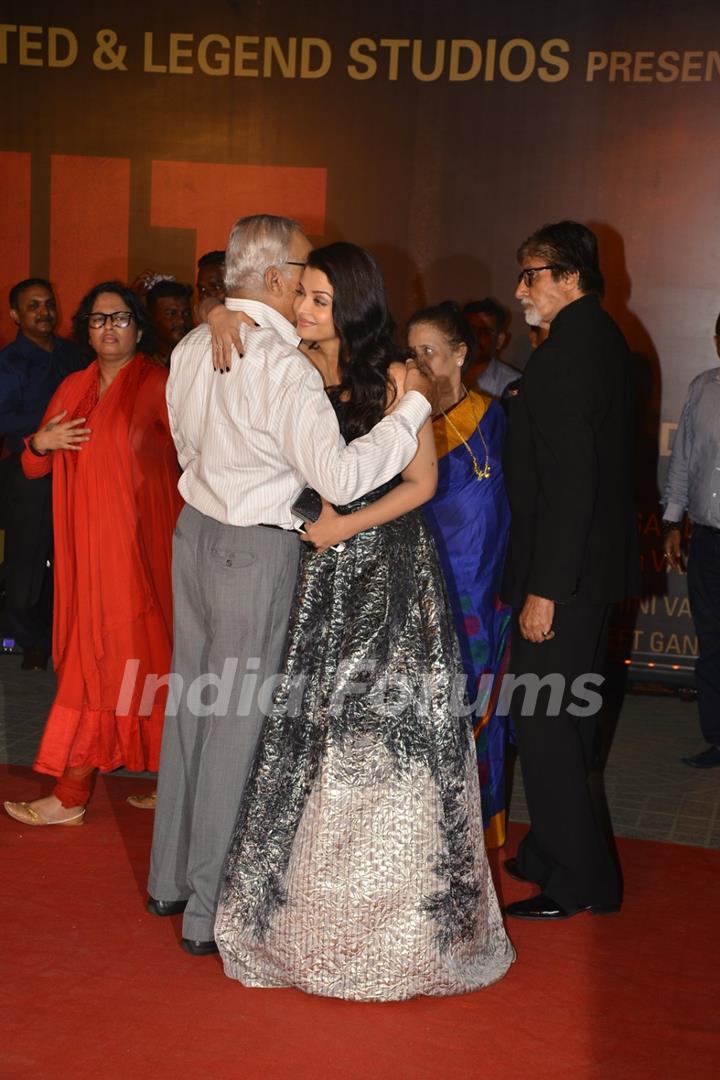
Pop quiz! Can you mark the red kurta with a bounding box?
[22,354,183,777]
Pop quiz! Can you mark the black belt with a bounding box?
[694,523,720,535]
[258,523,285,531]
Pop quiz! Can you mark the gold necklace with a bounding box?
[438,392,491,481]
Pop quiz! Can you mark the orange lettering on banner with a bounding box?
[498,39,535,82]
[347,38,377,79]
[379,39,411,81]
[0,151,31,347]
[50,155,130,334]
[149,162,327,260]
[18,25,43,66]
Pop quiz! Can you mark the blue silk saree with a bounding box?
[421,392,512,847]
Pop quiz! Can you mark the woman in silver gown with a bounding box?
[214,243,514,1001]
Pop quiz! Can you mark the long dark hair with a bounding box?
[307,242,398,440]
[72,280,153,359]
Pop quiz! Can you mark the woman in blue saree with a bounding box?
[407,301,512,848]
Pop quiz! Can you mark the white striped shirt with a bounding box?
[166,298,430,528]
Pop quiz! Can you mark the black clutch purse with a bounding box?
[290,485,322,523]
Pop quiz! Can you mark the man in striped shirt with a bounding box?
[147,214,433,955]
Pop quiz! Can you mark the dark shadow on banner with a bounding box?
[589,221,695,694]
[415,252,492,323]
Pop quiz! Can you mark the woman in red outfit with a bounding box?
[4,282,182,826]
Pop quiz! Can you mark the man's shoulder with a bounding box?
[54,334,80,352]
[548,298,630,368]
[173,323,211,355]
[54,336,87,373]
[169,320,317,395]
[0,334,80,376]
[554,295,617,335]
[243,326,316,386]
[688,366,720,394]
[167,324,212,380]
[522,334,596,404]
[0,334,24,367]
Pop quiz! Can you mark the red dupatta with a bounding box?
[23,354,181,696]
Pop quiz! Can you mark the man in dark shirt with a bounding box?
[462,297,521,399]
[501,222,638,920]
[0,278,86,668]
[145,279,193,367]
[195,250,226,306]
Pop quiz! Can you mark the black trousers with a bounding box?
[0,456,53,651]
[687,525,720,747]
[508,602,621,910]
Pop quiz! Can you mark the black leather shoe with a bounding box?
[505,893,620,920]
[147,896,188,917]
[505,893,579,919]
[503,857,536,884]
[181,938,219,956]
[682,745,720,769]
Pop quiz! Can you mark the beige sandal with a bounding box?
[126,791,157,810]
[3,800,85,826]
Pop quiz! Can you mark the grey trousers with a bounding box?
[148,505,300,940]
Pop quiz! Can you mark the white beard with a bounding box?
[521,303,541,327]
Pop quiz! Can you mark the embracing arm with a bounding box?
[275,361,432,505]
[302,419,438,551]
[204,302,252,371]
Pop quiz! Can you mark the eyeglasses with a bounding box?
[517,265,559,288]
[86,311,134,329]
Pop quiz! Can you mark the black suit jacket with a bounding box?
[501,294,639,609]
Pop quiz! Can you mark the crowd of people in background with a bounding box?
[0,214,715,1001]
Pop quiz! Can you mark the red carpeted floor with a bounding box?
[2,764,717,1080]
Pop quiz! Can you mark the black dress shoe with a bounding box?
[181,938,219,956]
[147,896,188,917]
[505,893,578,920]
[503,857,537,884]
[682,745,720,769]
[505,892,620,920]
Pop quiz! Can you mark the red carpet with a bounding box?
[2,764,717,1080]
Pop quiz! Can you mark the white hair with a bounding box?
[224,214,303,293]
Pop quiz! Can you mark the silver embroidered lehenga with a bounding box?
[215,415,514,1001]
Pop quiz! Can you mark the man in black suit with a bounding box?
[501,221,638,920]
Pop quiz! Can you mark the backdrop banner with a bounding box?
[3,0,717,683]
